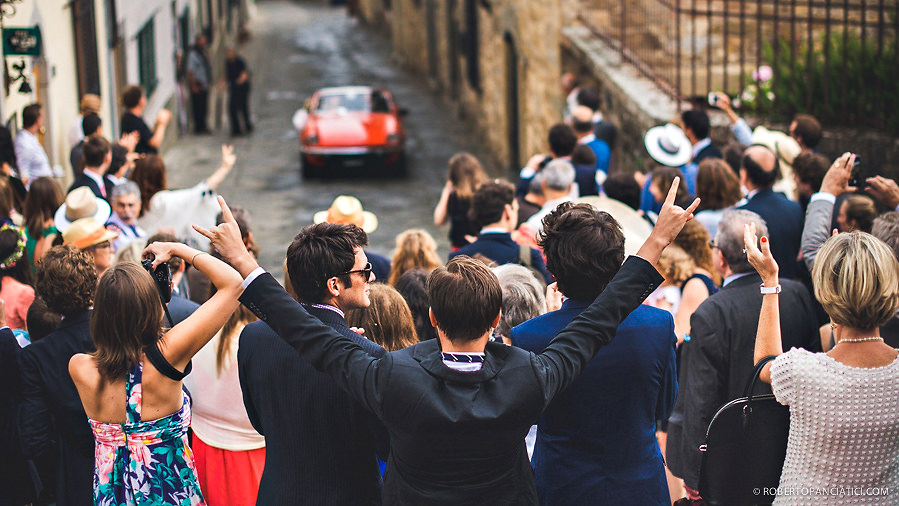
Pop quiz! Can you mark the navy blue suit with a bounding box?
[449,232,552,283]
[167,294,199,325]
[238,305,386,505]
[512,301,676,505]
[738,188,803,279]
[17,311,94,506]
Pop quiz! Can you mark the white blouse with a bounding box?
[184,325,265,451]
[770,348,899,504]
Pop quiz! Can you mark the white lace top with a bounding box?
[770,348,899,504]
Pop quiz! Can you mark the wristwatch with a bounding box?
[759,283,781,294]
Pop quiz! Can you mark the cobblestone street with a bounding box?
[164,0,494,277]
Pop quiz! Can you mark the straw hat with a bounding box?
[62,217,118,250]
[644,123,693,167]
[751,126,801,200]
[313,196,378,233]
[55,187,111,232]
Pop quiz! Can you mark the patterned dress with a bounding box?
[89,362,205,506]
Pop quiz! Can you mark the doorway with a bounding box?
[504,32,520,171]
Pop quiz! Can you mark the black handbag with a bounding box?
[698,355,790,505]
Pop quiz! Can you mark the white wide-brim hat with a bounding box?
[55,187,112,233]
[645,123,693,167]
[576,195,653,258]
[313,195,378,233]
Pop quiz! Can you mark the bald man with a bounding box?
[570,105,610,175]
[737,145,804,279]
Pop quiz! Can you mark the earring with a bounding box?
[831,322,837,330]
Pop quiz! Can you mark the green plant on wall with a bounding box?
[753,27,898,134]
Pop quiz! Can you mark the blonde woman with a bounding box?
[388,229,441,286]
[746,225,899,505]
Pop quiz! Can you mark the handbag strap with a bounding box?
[743,355,779,409]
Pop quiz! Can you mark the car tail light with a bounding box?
[386,133,401,146]
[305,133,319,145]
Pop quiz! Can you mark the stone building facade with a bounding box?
[358,0,565,175]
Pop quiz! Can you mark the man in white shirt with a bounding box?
[68,136,114,201]
[14,104,55,185]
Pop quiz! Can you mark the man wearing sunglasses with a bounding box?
[236,222,386,505]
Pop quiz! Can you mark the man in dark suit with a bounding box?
[511,202,676,505]
[738,145,804,279]
[237,222,386,504]
[18,246,98,505]
[1,326,36,505]
[667,209,819,501]
[68,135,115,201]
[200,187,697,504]
[682,109,722,164]
[450,180,551,283]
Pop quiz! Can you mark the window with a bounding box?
[137,19,157,96]
[464,0,480,93]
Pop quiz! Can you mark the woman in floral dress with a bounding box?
[69,225,243,505]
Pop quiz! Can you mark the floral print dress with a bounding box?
[89,361,205,506]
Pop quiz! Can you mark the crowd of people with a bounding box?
[0,67,898,506]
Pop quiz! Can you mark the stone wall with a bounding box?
[359,0,565,177]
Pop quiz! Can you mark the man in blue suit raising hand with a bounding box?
[512,201,678,506]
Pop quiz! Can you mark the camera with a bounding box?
[142,258,172,304]
[849,156,862,187]
[708,92,720,106]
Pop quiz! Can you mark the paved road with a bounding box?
[164,0,494,278]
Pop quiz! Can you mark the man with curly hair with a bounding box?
[18,245,97,505]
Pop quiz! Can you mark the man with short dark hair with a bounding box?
[237,222,386,504]
[667,210,819,502]
[576,85,618,151]
[516,123,578,197]
[789,113,822,154]
[68,136,114,200]
[14,103,56,184]
[681,109,722,164]
[791,152,830,213]
[512,202,677,505]
[187,36,212,134]
[450,180,551,282]
[200,187,697,504]
[121,85,171,154]
[737,145,804,279]
[69,113,103,176]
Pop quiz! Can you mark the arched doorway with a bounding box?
[504,32,520,171]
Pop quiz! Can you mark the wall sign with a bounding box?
[3,27,41,56]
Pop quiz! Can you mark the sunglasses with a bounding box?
[338,262,373,279]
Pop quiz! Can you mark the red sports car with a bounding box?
[298,86,407,178]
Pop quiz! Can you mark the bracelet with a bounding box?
[759,283,781,295]
[190,251,208,265]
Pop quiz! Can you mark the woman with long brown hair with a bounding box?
[22,176,63,271]
[68,230,243,504]
[184,301,263,504]
[433,152,488,250]
[388,229,441,286]
[130,145,235,246]
[346,283,418,352]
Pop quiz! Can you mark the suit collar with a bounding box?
[476,231,512,241]
[58,310,91,330]
[560,298,591,310]
[721,271,761,290]
[304,304,349,330]
[411,339,506,384]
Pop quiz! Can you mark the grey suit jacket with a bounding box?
[800,197,834,272]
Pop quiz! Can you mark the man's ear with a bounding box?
[326,277,341,298]
[177,261,186,274]
[492,310,502,330]
[428,307,438,328]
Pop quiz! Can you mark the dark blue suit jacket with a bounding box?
[449,232,552,283]
[512,301,676,506]
[167,294,199,326]
[238,305,385,505]
[739,188,803,279]
[17,311,94,506]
